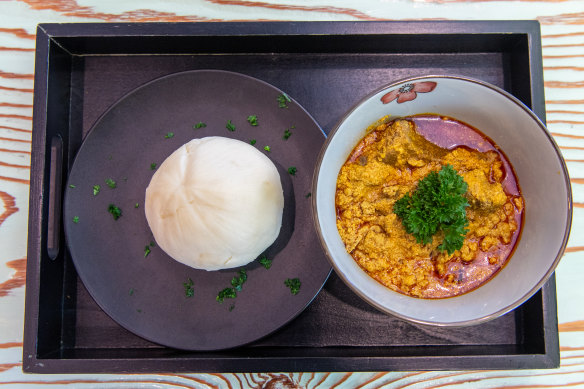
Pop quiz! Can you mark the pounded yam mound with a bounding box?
[145,136,284,271]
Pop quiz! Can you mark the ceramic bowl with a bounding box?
[313,75,572,326]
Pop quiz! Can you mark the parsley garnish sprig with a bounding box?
[393,164,469,254]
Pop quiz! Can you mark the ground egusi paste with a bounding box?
[335,116,524,298]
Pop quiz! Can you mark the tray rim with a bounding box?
[23,20,558,374]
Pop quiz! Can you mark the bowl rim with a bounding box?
[312,74,573,326]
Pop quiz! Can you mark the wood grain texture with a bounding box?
[0,0,584,387]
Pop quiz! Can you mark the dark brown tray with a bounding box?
[24,21,559,373]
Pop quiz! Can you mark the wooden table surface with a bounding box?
[1,1,583,388]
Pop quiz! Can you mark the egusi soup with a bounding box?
[335,115,524,298]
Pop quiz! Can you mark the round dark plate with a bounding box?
[63,70,331,351]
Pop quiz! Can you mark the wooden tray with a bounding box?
[23,21,559,373]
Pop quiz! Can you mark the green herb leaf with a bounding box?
[150,163,157,170]
[284,278,301,295]
[288,166,297,176]
[231,269,247,292]
[393,164,469,254]
[247,115,258,126]
[164,132,174,139]
[144,245,151,257]
[129,288,134,296]
[135,203,139,208]
[105,178,116,189]
[259,255,272,269]
[183,278,194,298]
[229,304,235,312]
[93,185,101,196]
[69,184,76,188]
[226,120,236,132]
[108,204,122,220]
[305,192,312,199]
[194,122,207,129]
[72,216,79,224]
[264,145,271,152]
[277,93,291,108]
[216,287,236,303]
[150,241,156,247]
[283,129,292,140]
[250,139,257,145]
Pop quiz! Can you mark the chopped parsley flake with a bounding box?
[144,245,151,257]
[108,204,122,220]
[305,192,312,198]
[264,145,271,152]
[164,132,174,139]
[259,255,272,269]
[69,184,76,188]
[247,115,258,126]
[194,122,207,129]
[135,203,139,208]
[137,309,142,313]
[285,278,301,295]
[150,163,157,170]
[277,93,291,108]
[229,304,235,312]
[129,288,134,296]
[283,129,292,140]
[183,278,194,298]
[226,120,236,132]
[250,139,257,145]
[105,178,116,189]
[217,287,237,303]
[231,269,247,291]
[150,241,156,247]
[93,185,101,196]
[72,216,79,224]
[288,167,297,176]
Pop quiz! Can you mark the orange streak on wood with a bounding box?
[0,28,35,40]
[0,125,32,133]
[565,246,584,253]
[547,110,584,115]
[561,146,584,150]
[394,372,476,389]
[0,363,21,373]
[0,113,33,120]
[232,374,244,388]
[208,373,232,389]
[0,147,31,155]
[551,132,584,139]
[548,99,584,104]
[0,176,29,185]
[205,0,382,20]
[0,136,31,144]
[565,159,584,163]
[0,161,30,169]
[544,43,584,48]
[354,372,387,389]
[314,372,331,388]
[19,0,216,22]
[0,258,26,298]
[0,71,34,80]
[0,191,18,227]
[0,102,33,109]
[543,31,584,38]
[0,342,22,349]
[330,373,352,389]
[0,85,34,93]
[0,46,35,52]
[539,12,584,25]
[543,54,584,59]
[544,66,584,71]
[572,178,584,184]
[158,374,219,388]
[545,81,584,88]
[549,120,584,124]
[574,203,584,208]
[561,346,584,351]
[559,320,584,332]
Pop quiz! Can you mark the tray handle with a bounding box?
[47,135,63,260]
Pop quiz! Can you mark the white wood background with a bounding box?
[1,0,583,387]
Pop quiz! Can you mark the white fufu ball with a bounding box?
[145,136,284,271]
